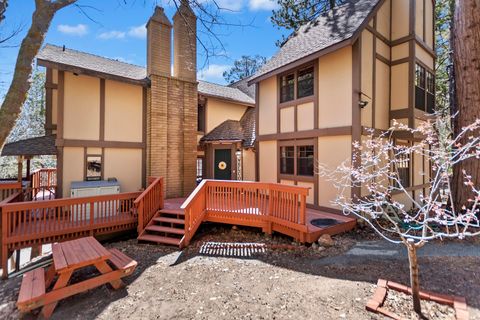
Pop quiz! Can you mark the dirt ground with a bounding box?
[1,225,479,320]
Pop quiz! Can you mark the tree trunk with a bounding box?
[407,242,422,314]
[0,0,76,149]
[452,0,480,210]
[0,0,7,23]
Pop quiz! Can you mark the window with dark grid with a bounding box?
[280,146,295,175]
[396,153,410,188]
[297,145,314,176]
[196,158,203,180]
[415,64,426,111]
[297,66,314,99]
[280,73,295,103]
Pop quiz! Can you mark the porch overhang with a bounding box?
[1,135,57,157]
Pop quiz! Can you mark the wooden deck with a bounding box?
[163,196,356,244]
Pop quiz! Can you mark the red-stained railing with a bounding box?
[0,182,22,202]
[181,180,309,246]
[0,191,141,279]
[134,177,164,234]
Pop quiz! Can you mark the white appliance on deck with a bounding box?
[70,180,121,221]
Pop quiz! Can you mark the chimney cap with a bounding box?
[173,0,196,20]
[147,6,172,28]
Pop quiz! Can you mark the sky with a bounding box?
[0,0,287,98]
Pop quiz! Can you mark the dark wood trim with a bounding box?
[391,57,410,66]
[390,108,410,119]
[414,36,436,57]
[366,25,390,46]
[376,53,390,66]
[56,147,64,198]
[351,38,362,200]
[391,34,415,46]
[57,71,65,140]
[257,126,352,141]
[37,59,148,87]
[45,68,53,135]
[99,79,105,141]
[313,59,319,129]
[56,139,145,149]
[278,96,315,109]
[372,27,377,128]
[45,83,58,90]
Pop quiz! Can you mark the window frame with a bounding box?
[392,141,411,189]
[85,154,103,181]
[277,62,316,107]
[197,99,206,133]
[278,139,316,182]
[414,62,435,113]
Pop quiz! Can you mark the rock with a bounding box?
[317,246,326,252]
[311,243,319,250]
[232,226,238,230]
[318,234,334,247]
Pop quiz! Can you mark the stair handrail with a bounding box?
[180,179,208,246]
[134,177,164,234]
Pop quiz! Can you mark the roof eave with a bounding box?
[37,59,149,87]
[198,93,255,107]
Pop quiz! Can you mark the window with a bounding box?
[415,63,435,113]
[297,145,314,176]
[198,103,205,132]
[280,73,295,103]
[280,146,295,174]
[279,65,315,103]
[196,157,203,182]
[86,155,102,181]
[297,66,314,99]
[396,152,410,188]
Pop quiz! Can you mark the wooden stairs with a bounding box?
[137,208,185,247]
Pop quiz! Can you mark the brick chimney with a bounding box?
[173,0,197,80]
[147,6,172,77]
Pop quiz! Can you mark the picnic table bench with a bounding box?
[16,236,137,318]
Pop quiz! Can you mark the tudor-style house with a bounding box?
[2,4,255,199]
[248,0,435,213]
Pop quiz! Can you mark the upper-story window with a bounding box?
[297,66,314,99]
[415,63,435,113]
[280,73,295,103]
[279,65,315,103]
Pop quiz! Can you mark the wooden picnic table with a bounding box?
[17,236,137,318]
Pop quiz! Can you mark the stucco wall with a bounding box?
[318,46,352,128]
[392,0,410,40]
[63,72,100,140]
[391,63,409,110]
[62,147,84,197]
[375,60,390,130]
[297,102,314,131]
[259,141,277,183]
[361,30,373,128]
[297,181,314,205]
[392,42,409,61]
[104,148,142,192]
[317,136,351,209]
[425,0,434,48]
[242,149,256,181]
[206,97,248,133]
[415,43,434,70]
[415,0,424,38]
[104,80,143,142]
[280,107,295,133]
[258,76,277,135]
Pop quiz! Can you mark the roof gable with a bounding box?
[249,0,382,84]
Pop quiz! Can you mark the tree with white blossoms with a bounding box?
[318,114,480,315]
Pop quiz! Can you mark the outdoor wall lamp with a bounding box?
[359,91,372,109]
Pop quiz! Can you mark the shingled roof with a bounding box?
[198,81,254,106]
[1,135,57,157]
[37,44,254,106]
[228,77,256,99]
[200,108,256,148]
[249,0,381,83]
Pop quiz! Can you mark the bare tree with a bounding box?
[318,115,480,315]
[0,0,77,149]
[0,0,6,23]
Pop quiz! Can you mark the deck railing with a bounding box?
[0,182,23,202]
[134,177,164,234]
[1,191,141,278]
[28,168,57,201]
[181,180,309,246]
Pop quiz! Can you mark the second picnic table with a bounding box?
[17,236,137,318]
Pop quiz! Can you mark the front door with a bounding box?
[214,149,232,180]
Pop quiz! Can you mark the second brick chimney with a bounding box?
[173,0,197,80]
[147,7,172,77]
